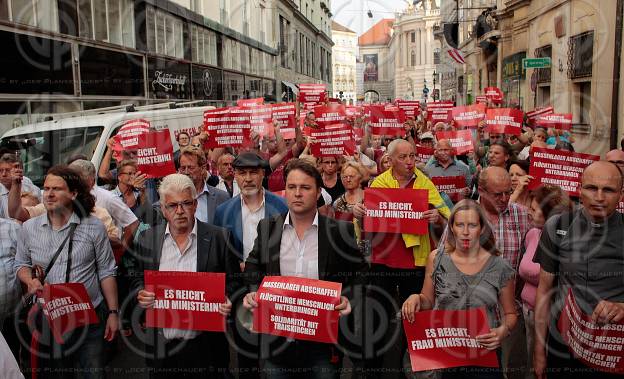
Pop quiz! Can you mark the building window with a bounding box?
[535,45,552,84]
[8,0,59,32]
[191,25,218,66]
[279,15,290,68]
[568,31,593,79]
[572,81,591,134]
[411,31,415,43]
[411,51,416,66]
[78,0,134,48]
[147,6,183,58]
[433,48,440,64]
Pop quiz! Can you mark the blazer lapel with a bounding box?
[151,224,166,271]
[267,214,285,275]
[196,222,212,272]
[317,215,331,280]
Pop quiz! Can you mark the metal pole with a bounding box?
[610,0,623,149]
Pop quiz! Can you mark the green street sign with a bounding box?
[523,58,551,69]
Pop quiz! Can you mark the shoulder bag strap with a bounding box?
[43,223,78,281]
[63,223,78,283]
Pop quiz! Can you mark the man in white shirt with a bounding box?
[134,174,238,378]
[242,159,367,379]
[215,153,240,197]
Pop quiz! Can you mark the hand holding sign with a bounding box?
[592,300,624,325]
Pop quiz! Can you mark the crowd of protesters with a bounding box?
[0,95,623,379]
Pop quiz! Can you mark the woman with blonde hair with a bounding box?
[402,199,517,379]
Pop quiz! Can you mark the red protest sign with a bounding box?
[416,145,435,165]
[203,107,251,148]
[309,124,356,157]
[528,147,599,196]
[558,289,624,373]
[245,105,273,136]
[427,101,454,122]
[396,100,421,118]
[353,127,364,145]
[436,130,474,155]
[237,97,264,107]
[363,104,385,118]
[404,308,499,372]
[431,176,467,202]
[299,83,327,103]
[369,109,407,136]
[536,113,572,130]
[136,130,176,178]
[313,104,346,128]
[345,106,363,119]
[451,104,486,128]
[114,119,151,150]
[144,271,226,332]
[485,108,524,136]
[475,95,487,104]
[484,87,504,104]
[364,188,429,234]
[42,283,99,344]
[526,106,554,126]
[272,103,297,139]
[618,201,624,214]
[253,276,342,344]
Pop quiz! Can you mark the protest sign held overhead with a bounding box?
[404,308,499,372]
[526,106,554,127]
[145,271,227,332]
[485,108,524,135]
[244,105,273,137]
[436,130,474,155]
[426,101,454,123]
[558,289,624,373]
[536,113,573,130]
[484,87,504,104]
[299,83,327,113]
[451,104,486,128]
[395,100,421,118]
[271,103,297,139]
[253,276,342,344]
[430,176,468,202]
[369,109,407,136]
[114,119,150,150]
[42,283,99,344]
[364,188,429,234]
[136,130,176,178]
[237,97,264,107]
[528,147,599,196]
[203,107,251,148]
[313,104,346,129]
[416,145,435,165]
[309,124,356,157]
[475,95,487,104]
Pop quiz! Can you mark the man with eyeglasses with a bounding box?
[176,148,229,225]
[213,152,287,379]
[134,173,238,378]
[476,166,530,379]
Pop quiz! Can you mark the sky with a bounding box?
[331,0,409,36]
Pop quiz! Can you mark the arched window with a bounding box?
[411,50,416,66]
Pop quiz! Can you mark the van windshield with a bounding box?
[0,126,104,187]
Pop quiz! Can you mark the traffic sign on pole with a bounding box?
[523,58,551,69]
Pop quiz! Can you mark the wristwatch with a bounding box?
[108,309,119,315]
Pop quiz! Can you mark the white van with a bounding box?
[0,104,214,187]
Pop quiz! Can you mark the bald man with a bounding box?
[534,161,624,379]
[606,149,624,172]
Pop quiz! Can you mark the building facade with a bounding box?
[390,1,441,102]
[331,20,356,104]
[450,0,623,155]
[0,0,331,136]
[357,18,395,103]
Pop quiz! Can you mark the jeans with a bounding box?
[262,340,338,379]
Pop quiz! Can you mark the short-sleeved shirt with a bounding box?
[92,186,138,231]
[534,209,624,340]
[15,213,117,307]
[424,159,471,186]
[0,219,20,320]
[432,250,515,328]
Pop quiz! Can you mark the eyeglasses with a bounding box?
[163,200,195,212]
[482,188,513,199]
[178,165,199,173]
[608,160,624,166]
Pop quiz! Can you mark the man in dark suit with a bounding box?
[214,152,288,379]
[242,159,367,379]
[133,173,238,379]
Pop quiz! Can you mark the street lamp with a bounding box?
[433,70,438,100]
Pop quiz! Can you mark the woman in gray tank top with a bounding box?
[402,199,517,379]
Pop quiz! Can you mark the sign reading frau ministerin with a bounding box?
[485,108,523,136]
[145,271,226,332]
[404,307,499,372]
[42,283,98,344]
[436,130,474,155]
[364,188,429,234]
[253,276,342,344]
[136,130,176,179]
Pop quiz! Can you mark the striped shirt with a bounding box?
[15,212,116,308]
[0,219,20,321]
[159,220,198,340]
[0,186,8,219]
